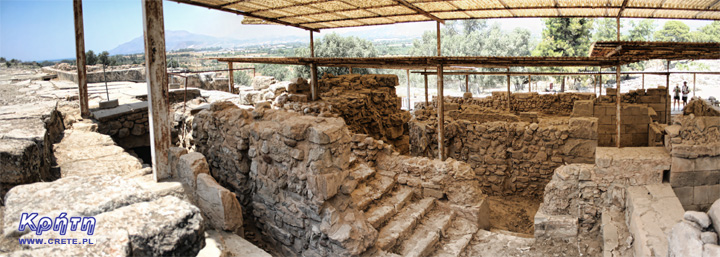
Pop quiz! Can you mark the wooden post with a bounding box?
[349,66,352,74]
[73,0,89,118]
[437,64,444,160]
[424,72,428,105]
[506,68,511,111]
[599,70,603,95]
[528,75,532,92]
[666,60,671,124]
[641,73,645,90]
[465,75,469,93]
[616,17,621,40]
[310,31,317,101]
[142,0,171,181]
[693,73,696,98]
[228,62,234,93]
[616,64,622,148]
[436,21,444,161]
[406,69,411,110]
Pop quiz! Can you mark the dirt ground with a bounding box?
[487,195,541,235]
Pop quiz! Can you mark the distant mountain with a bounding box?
[108,30,307,55]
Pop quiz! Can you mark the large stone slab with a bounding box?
[626,184,684,257]
[3,175,154,237]
[53,130,143,177]
[196,173,243,233]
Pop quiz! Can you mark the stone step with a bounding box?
[376,197,435,251]
[351,174,397,210]
[429,217,479,257]
[397,208,455,257]
[365,186,415,229]
[340,163,377,194]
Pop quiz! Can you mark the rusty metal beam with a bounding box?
[394,0,444,24]
[506,67,511,111]
[407,69,411,110]
[310,31,317,101]
[142,0,171,181]
[437,64,444,161]
[73,0,89,118]
[616,63,621,148]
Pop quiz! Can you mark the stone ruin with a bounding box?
[2,69,720,257]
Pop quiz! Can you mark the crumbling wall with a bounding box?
[95,102,150,148]
[666,114,720,211]
[409,105,597,197]
[170,73,229,91]
[43,66,145,83]
[683,98,720,117]
[445,92,595,116]
[537,147,671,237]
[192,103,377,256]
[277,74,411,153]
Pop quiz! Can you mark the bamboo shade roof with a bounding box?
[212,56,628,69]
[589,41,720,61]
[169,0,720,31]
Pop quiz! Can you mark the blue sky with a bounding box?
[0,0,714,61]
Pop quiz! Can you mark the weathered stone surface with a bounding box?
[252,76,276,91]
[196,173,243,233]
[628,184,685,257]
[20,196,206,256]
[704,244,720,257]
[7,230,131,257]
[54,130,143,177]
[3,175,154,237]
[533,210,578,239]
[684,211,711,229]
[169,146,188,178]
[701,231,717,245]
[708,199,720,235]
[177,152,211,189]
[667,221,703,257]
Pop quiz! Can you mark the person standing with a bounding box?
[682,81,690,108]
[673,84,681,111]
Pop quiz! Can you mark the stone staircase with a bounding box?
[346,163,480,257]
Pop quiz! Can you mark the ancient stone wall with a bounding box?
[409,105,597,197]
[579,102,653,147]
[666,114,720,211]
[94,102,150,149]
[0,101,65,204]
[537,147,671,236]
[192,103,376,256]
[170,73,229,92]
[43,66,145,83]
[601,87,669,124]
[191,102,487,257]
[443,92,595,116]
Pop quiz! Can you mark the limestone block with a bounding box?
[684,211,711,228]
[169,147,188,178]
[178,152,211,189]
[667,221,703,257]
[196,173,244,233]
[701,232,717,245]
[708,199,720,234]
[251,76,276,91]
[569,117,599,140]
[533,211,578,239]
[571,100,594,117]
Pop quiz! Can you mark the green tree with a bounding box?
[98,51,110,66]
[233,70,252,87]
[257,63,292,81]
[594,18,619,42]
[0,57,5,62]
[294,33,378,78]
[625,20,656,41]
[655,21,691,42]
[86,50,97,65]
[534,18,594,91]
[690,21,720,42]
[534,18,594,57]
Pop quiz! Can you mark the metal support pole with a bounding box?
[407,69,411,110]
[506,68,511,111]
[142,0,171,181]
[228,62,234,93]
[600,69,603,95]
[616,64,621,148]
[73,0,89,118]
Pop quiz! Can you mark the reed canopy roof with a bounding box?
[169,0,720,31]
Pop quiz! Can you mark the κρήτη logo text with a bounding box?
[18,212,96,236]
